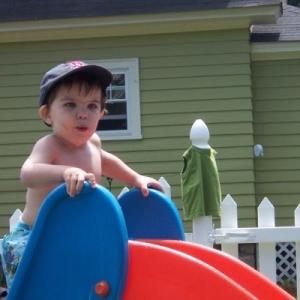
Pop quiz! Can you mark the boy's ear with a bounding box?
[39,105,52,126]
[99,110,105,119]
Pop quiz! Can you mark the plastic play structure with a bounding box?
[6,183,294,300]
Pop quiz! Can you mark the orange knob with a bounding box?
[95,281,110,297]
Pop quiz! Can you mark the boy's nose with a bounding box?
[77,110,88,119]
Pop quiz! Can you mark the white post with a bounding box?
[192,216,213,247]
[257,197,276,282]
[294,204,300,300]
[220,194,239,257]
[0,209,22,255]
[10,208,22,231]
[118,187,130,198]
[158,177,171,198]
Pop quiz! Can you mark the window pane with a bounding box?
[111,88,125,99]
[112,74,125,86]
[107,74,126,100]
[97,101,127,131]
[105,101,127,116]
[98,118,127,131]
[107,87,126,100]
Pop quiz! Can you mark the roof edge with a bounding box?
[0,5,281,43]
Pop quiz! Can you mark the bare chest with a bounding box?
[54,147,102,181]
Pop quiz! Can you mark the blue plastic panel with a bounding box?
[118,189,185,240]
[7,183,128,300]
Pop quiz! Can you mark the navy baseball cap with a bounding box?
[39,61,113,107]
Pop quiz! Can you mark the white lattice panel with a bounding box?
[276,242,296,284]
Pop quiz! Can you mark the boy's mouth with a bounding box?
[76,126,88,132]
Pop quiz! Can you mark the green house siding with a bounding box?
[252,59,300,226]
[0,28,256,236]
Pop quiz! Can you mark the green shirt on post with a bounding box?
[181,146,221,220]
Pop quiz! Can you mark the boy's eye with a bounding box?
[88,103,100,109]
[64,102,76,108]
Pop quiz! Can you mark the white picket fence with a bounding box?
[1,178,300,298]
[217,196,299,284]
[186,193,300,299]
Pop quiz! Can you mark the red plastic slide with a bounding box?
[123,241,257,300]
[141,239,294,300]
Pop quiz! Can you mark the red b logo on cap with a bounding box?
[69,61,85,68]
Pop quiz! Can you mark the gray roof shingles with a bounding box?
[251,4,300,42]
[0,0,281,23]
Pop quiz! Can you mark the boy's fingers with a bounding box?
[141,185,149,197]
[75,174,85,194]
[86,173,97,188]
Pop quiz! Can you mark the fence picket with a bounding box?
[0,209,22,255]
[220,194,238,257]
[258,198,275,227]
[158,177,171,198]
[118,187,130,198]
[10,208,22,231]
[257,198,276,282]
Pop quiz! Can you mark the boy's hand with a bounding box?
[63,167,97,197]
[134,175,164,197]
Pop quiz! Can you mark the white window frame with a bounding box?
[86,58,142,140]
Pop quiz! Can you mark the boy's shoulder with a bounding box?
[31,134,61,154]
[34,134,53,144]
[35,134,57,145]
[90,133,101,146]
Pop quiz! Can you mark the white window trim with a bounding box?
[86,58,142,140]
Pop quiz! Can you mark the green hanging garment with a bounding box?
[181,146,222,220]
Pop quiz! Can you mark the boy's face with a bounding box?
[40,83,103,147]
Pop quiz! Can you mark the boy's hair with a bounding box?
[46,71,108,110]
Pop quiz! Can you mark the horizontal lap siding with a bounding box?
[252,59,300,226]
[139,30,255,229]
[0,29,254,236]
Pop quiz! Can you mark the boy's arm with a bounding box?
[101,149,163,196]
[20,136,65,188]
[21,136,96,195]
